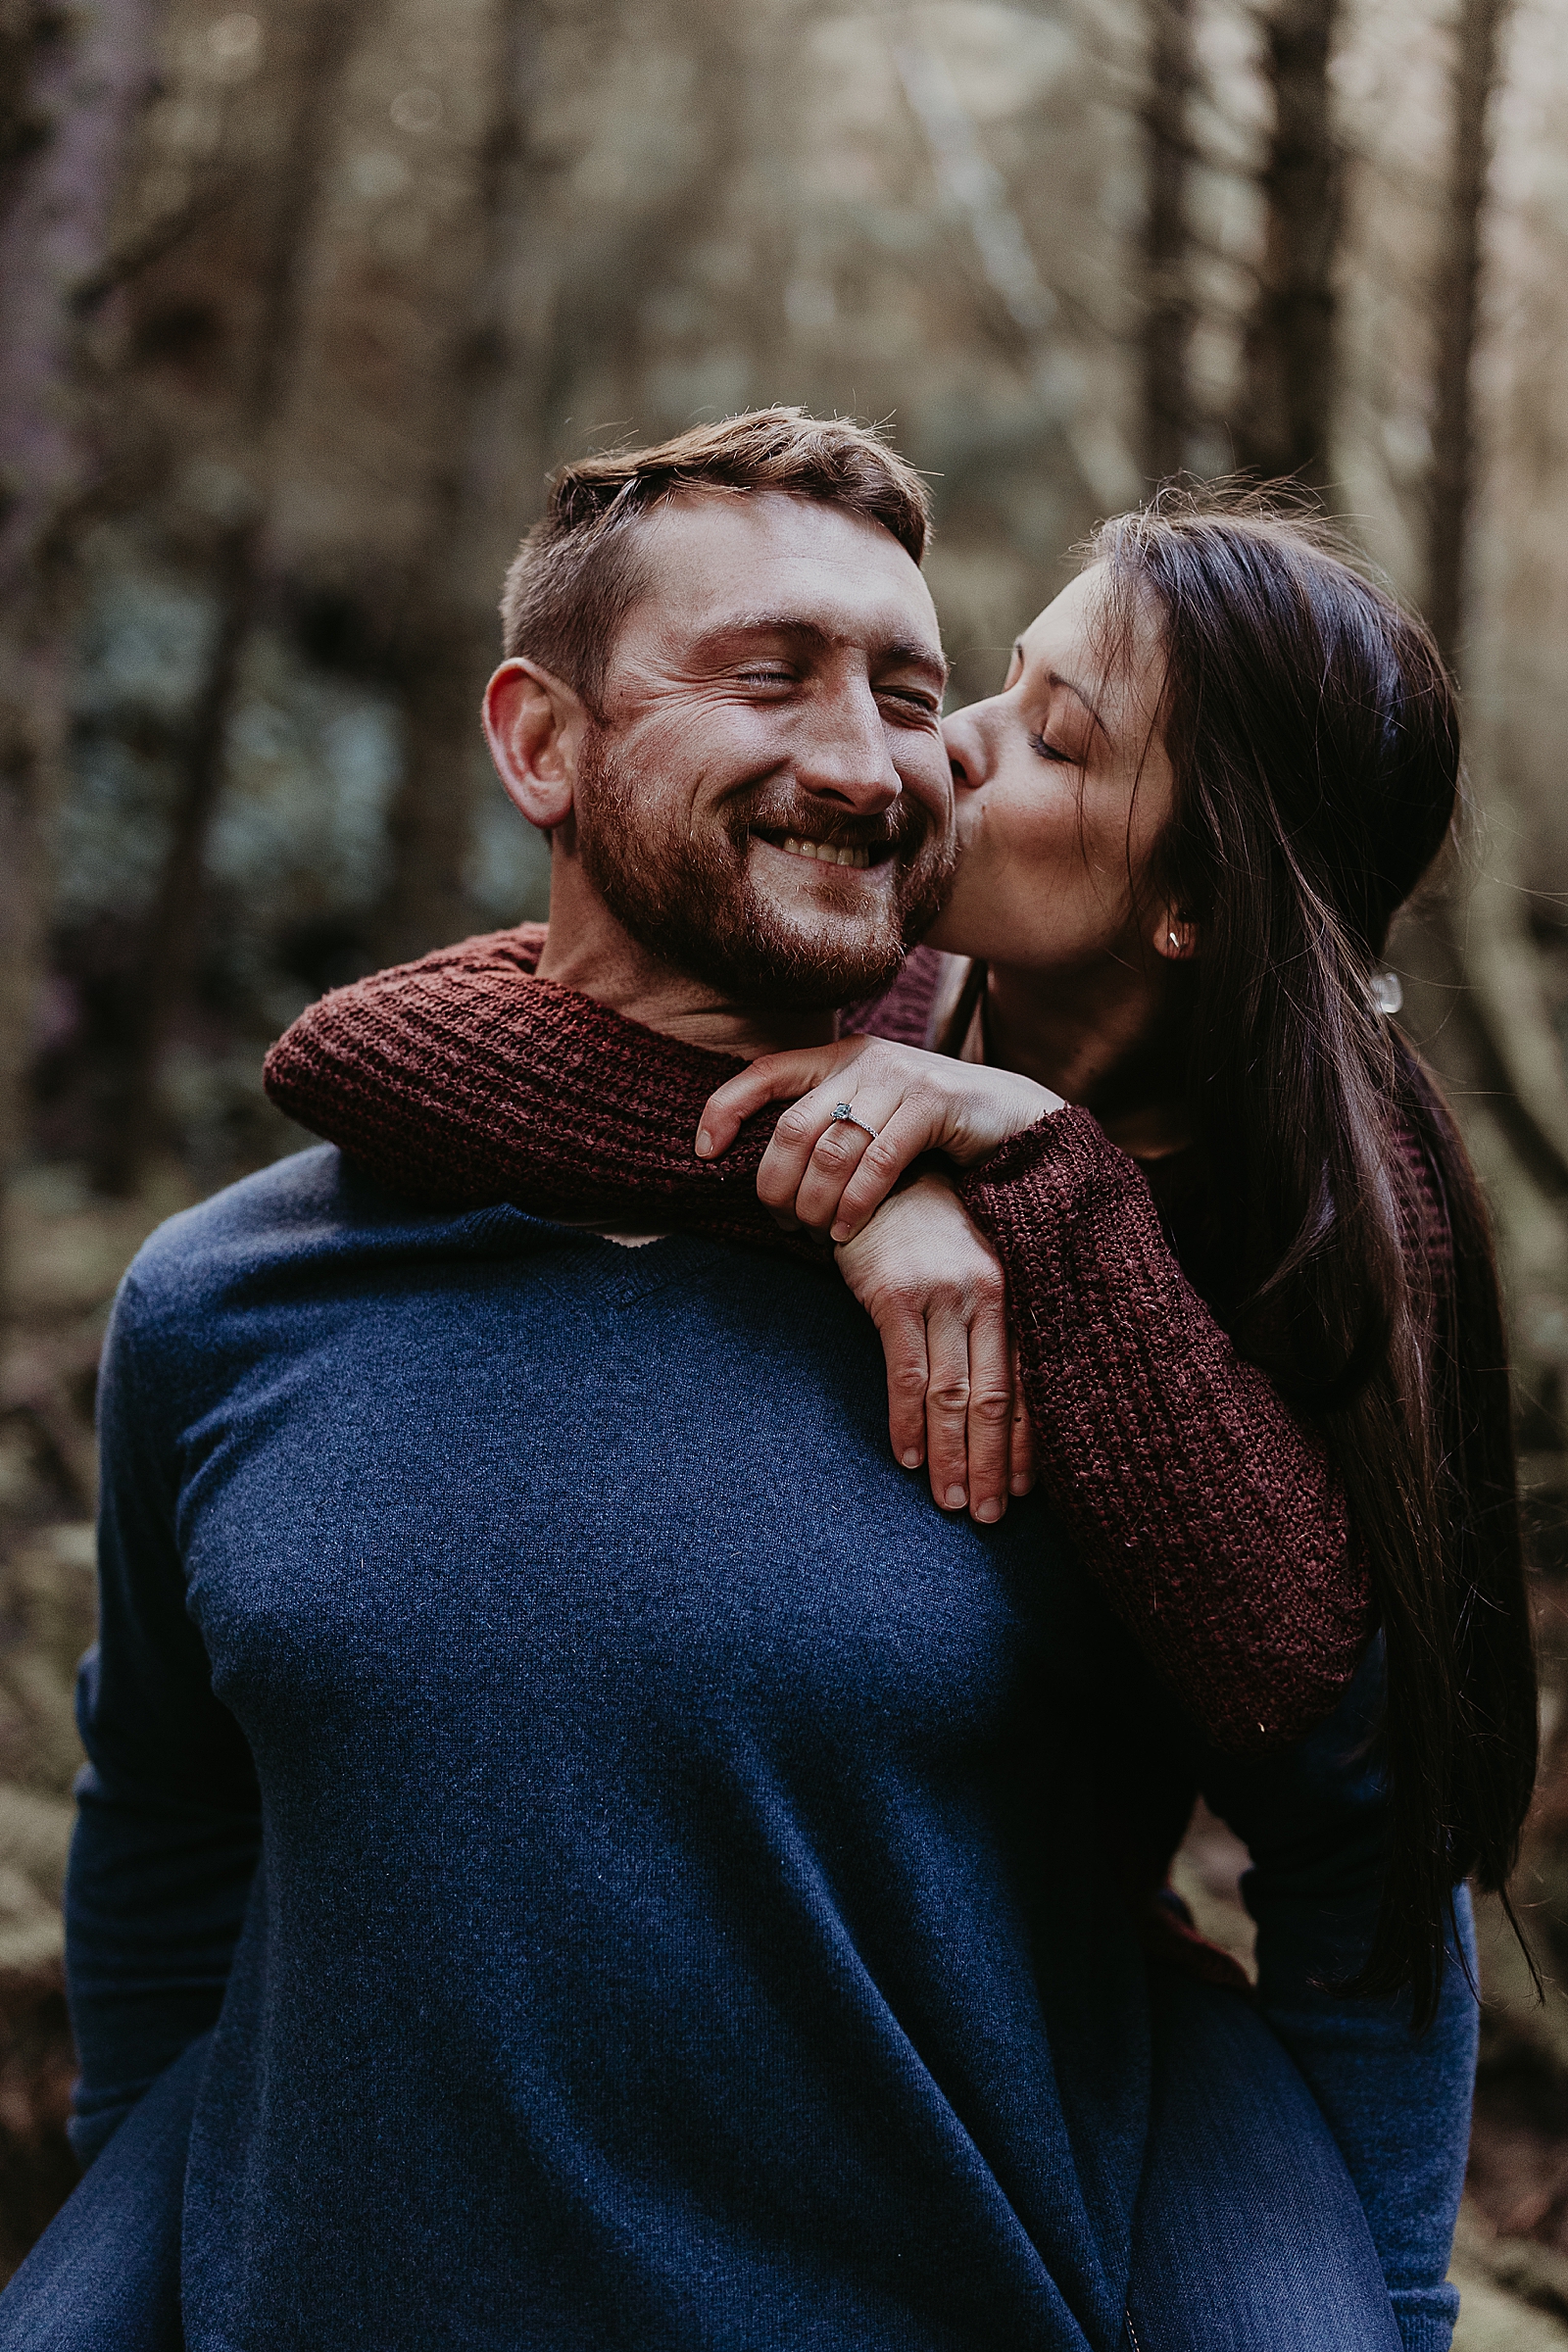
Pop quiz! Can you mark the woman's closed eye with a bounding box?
[1029,731,1079,764]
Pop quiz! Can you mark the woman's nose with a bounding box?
[942,707,990,795]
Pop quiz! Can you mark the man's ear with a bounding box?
[483,659,589,831]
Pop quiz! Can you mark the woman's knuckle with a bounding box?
[775,1104,816,1147]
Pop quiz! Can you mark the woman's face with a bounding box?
[927,563,1176,972]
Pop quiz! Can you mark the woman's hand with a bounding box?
[835,1172,1037,1523]
[696,1035,1062,1242]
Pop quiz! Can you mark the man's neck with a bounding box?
[534,878,838,1059]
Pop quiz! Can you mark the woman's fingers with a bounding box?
[764,1094,878,1229]
[833,1174,1017,1518]
[879,1295,932,1474]
[823,1105,938,1240]
[758,1091,932,1232]
[922,1272,1014,1522]
[961,1300,1017,1524]
[784,1102,931,1237]
[921,1304,974,1513]
[695,1041,869,1159]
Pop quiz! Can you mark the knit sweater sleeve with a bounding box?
[956,1108,1369,1752]
[264,928,800,1256]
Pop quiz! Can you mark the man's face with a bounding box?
[573,491,955,1008]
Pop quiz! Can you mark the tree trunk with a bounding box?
[1419,0,1568,1200]
[1142,0,1194,484]
[1235,0,1341,484]
[0,0,154,1280]
[1427,0,1508,675]
[97,0,373,1191]
[370,0,549,971]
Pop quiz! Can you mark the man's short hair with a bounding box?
[499,408,932,714]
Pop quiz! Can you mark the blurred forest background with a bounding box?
[3,0,1568,2332]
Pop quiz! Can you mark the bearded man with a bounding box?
[8,415,1458,2352]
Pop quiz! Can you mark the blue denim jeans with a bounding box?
[2,1985,1407,2352]
[1127,1967,1404,2350]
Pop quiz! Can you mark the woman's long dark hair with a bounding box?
[1091,493,1538,2027]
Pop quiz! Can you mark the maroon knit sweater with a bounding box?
[264,925,1407,1756]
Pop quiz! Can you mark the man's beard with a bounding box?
[573,726,956,1011]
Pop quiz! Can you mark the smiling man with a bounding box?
[12,415,1422,2352]
[489,433,954,1032]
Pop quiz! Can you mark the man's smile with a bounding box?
[750,827,894,872]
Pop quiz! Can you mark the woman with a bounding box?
[688,496,1540,2029]
[265,494,1538,2338]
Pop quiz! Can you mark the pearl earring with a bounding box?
[1167,930,1180,952]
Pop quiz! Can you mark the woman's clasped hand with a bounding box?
[695,1034,1061,1239]
[695,1037,1060,1524]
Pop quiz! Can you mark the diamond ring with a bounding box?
[830,1102,878,1143]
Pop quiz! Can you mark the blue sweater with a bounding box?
[65,1148,1473,2349]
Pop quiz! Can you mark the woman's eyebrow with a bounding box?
[1047,668,1107,736]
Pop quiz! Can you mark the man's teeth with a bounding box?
[779,835,871,869]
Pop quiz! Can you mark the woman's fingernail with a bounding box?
[1010,1473,1034,1495]
[944,1485,966,1510]
[902,1450,922,1469]
[975,1497,1003,1524]
[695,1130,712,1157]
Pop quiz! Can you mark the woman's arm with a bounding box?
[957,1110,1369,1750]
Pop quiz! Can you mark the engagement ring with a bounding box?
[831,1103,878,1143]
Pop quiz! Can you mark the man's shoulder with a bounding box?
[116,1146,554,1338]
[122,1145,365,1301]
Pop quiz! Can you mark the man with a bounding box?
[8,413,1463,2350]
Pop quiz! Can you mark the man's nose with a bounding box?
[791,678,902,812]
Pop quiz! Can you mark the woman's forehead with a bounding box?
[1017,562,1162,732]
[1017,564,1106,667]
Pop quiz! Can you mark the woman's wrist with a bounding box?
[943,1073,1062,1165]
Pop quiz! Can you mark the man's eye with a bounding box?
[738,667,795,687]
[879,689,941,716]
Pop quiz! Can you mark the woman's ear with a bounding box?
[1153,910,1199,960]
[483,659,588,831]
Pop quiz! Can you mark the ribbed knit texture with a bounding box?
[264,924,805,1251]
[264,926,1448,1753]
[957,1117,1367,1750]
